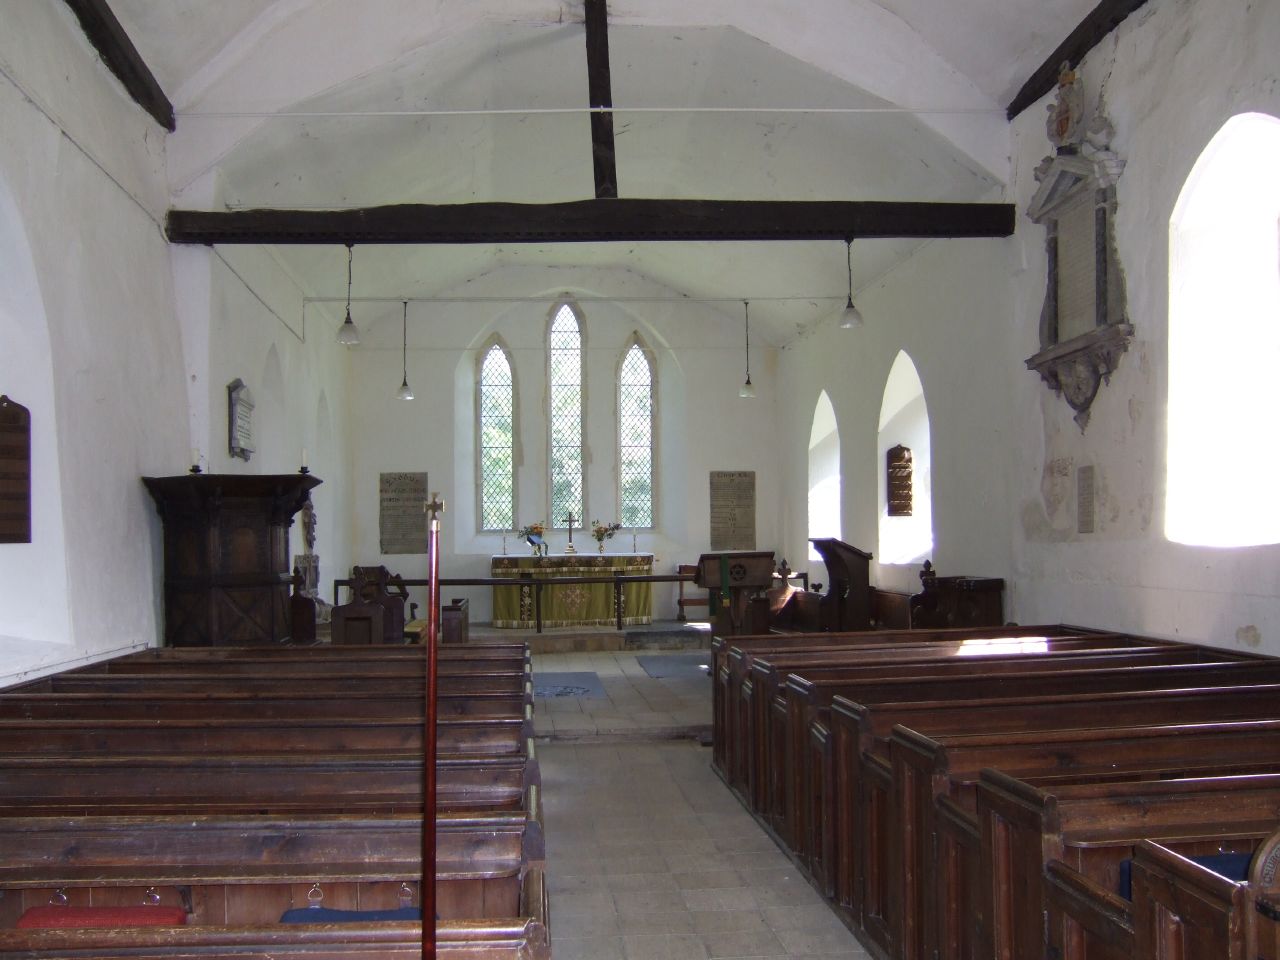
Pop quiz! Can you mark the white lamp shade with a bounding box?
[337,314,360,345]
[839,299,864,330]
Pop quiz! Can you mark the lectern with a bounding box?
[143,473,321,646]
[694,550,775,636]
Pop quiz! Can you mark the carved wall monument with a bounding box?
[1025,64,1132,430]
[226,378,255,461]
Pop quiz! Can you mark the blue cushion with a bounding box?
[1118,853,1253,901]
[280,906,422,924]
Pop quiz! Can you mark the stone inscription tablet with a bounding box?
[380,472,428,554]
[0,395,31,543]
[710,470,756,551]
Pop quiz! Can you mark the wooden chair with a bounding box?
[330,600,385,646]
[676,564,709,621]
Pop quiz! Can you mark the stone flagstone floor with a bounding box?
[528,642,871,959]
[539,740,873,959]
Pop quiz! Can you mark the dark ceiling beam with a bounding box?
[165,198,1015,245]
[62,0,175,132]
[584,0,618,199]
[1006,0,1150,121]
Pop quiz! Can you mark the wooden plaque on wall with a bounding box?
[0,396,31,543]
[709,470,756,551]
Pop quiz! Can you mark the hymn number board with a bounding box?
[0,396,31,543]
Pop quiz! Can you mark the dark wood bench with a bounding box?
[825,682,1280,938]
[770,654,1274,853]
[716,628,1128,788]
[975,770,1280,960]
[885,719,1280,960]
[0,688,531,720]
[709,624,1099,771]
[0,812,549,958]
[761,646,1239,843]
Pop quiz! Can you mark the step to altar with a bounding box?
[471,619,713,654]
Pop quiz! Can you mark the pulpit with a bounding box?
[143,473,321,646]
[808,538,872,631]
[694,550,775,636]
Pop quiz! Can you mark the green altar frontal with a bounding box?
[491,554,654,628]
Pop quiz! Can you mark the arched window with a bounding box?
[807,391,841,561]
[878,352,933,564]
[548,303,584,529]
[1166,113,1280,547]
[618,339,655,527]
[478,341,515,531]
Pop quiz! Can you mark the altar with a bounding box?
[491,554,654,629]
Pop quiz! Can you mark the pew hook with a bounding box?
[398,882,415,908]
[307,882,324,907]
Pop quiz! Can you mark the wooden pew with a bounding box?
[0,689,530,720]
[0,753,542,822]
[886,720,1280,960]
[717,628,1131,790]
[763,646,1236,843]
[29,668,529,698]
[826,681,1280,936]
[0,812,549,959]
[770,654,1274,853]
[709,624,1100,773]
[975,770,1280,960]
[105,641,529,664]
[0,713,532,756]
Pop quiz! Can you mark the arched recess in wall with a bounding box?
[0,172,73,649]
[807,391,841,561]
[1166,112,1280,547]
[877,351,933,564]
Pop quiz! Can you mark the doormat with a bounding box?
[636,653,711,681]
[533,671,606,699]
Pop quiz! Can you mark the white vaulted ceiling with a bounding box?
[107,0,1091,345]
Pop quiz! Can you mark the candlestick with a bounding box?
[631,529,638,552]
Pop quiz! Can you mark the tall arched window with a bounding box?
[478,341,515,531]
[618,338,655,527]
[808,391,841,561]
[878,351,933,564]
[548,303,584,529]
[1166,112,1280,546]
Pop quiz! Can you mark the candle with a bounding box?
[301,447,308,469]
[191,448,200,467]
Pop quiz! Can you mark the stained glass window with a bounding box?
[619,342,654,527]
[549,305,583,529]
[478,343,514,530]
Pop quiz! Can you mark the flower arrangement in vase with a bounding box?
[591,520,622,553]
[518,522,546,556]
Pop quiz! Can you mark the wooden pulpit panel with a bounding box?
[0,396,31,544]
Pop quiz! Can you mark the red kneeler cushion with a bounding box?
[17,905,187,929]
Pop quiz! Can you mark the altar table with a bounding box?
[491,554,653,629]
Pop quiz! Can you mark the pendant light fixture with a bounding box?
[839,238,864,330]
[739,300,756,399]
[395,300,415,400]
[336,243,361,345]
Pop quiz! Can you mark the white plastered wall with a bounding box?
[0,5,188,683]
[777,235,1017,599]
[345,265,781,623]
[1008,0,1280,654]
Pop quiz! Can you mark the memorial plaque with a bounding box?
[887,445,913,517]
[380,472,428,554]
[710,470,756,551]
[1077,464,1095,535]
[227,378,255,462]
[0,395,31,543]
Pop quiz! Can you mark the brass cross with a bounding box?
[425,493,445,520]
